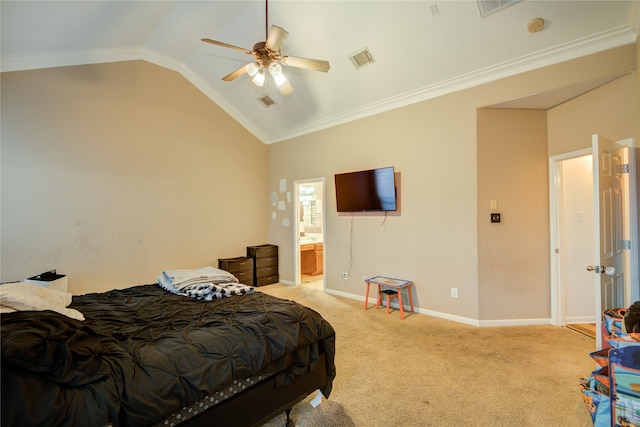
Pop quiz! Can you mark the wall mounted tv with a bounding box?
[334,166,397,212]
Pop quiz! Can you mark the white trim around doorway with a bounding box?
[293,177,326,288]
[550,138,639,329]
[549,148,591,327]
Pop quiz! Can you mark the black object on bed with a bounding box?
[1,284,336,427]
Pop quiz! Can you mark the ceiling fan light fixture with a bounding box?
[253,71,265,87]
[268,62,283,76]
[268,62,287,86]
[246,62,260,76]
[278,80,294,95]
[273,73,288,87]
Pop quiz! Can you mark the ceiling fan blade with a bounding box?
[278,80,294,95]
[281,56,330,73]
[222,64,249,82]
[201,38,253,55]
[265,25,288,52]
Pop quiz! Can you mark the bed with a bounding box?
[0,270,336,427]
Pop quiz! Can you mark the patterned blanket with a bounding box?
[158,266,254,300]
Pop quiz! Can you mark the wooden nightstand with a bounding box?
[247,244,279,286]
[218,257,254,286]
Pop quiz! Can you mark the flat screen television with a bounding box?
[334,166,397,212]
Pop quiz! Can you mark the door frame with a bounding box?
[293,177,326,287]
[549,148,592,327]
[549,138,638,332]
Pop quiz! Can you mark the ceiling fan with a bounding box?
[201,0,330,95]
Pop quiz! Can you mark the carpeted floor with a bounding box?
[259,283,596,427]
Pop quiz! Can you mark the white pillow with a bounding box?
[0,282,84,321]
[0,305,17,314]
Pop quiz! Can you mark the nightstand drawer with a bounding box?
[255,256,278,268]
[247,244,278,259]
[218,257,253,273]
[256,265,278,278]
[233,270,254,285]
[256,275,279,286]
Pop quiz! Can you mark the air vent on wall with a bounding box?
[349,48,375,70]
[258,95,276,107]
[477,0,521,18]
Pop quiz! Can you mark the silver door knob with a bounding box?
[586,265,605,274]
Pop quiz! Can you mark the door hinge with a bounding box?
[621,240,631,250]
[616,164,630,174]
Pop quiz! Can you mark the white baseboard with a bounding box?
[323,288,552,327]
[419,307,480,326]
[478,318,551,327]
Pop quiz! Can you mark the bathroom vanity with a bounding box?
[300,235,323,276]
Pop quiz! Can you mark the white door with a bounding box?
[591,134,626,348]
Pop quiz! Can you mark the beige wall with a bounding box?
[269,43,637,322]
[269,90,481,319]
[1,42,637,322]
[547,37,639,154]
[1,60,267,294]
[547,72,639,155]
[477,109,549,321]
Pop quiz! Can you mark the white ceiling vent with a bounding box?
[349,48,375,70]
[477,0,521,18]
[258,95,276,107]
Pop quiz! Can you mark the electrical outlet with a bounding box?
[342,272,348,280]
[451,288,459,298]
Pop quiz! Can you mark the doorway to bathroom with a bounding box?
[294,179,325,290]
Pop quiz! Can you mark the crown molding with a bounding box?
[262,25,637,144]
[0,47,141,73]
[2,25,636,145]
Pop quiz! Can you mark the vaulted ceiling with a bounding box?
[2,1,638,143]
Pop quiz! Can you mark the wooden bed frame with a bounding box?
[182,353,328,427]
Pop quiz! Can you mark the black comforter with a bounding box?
[1,284,336,427]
